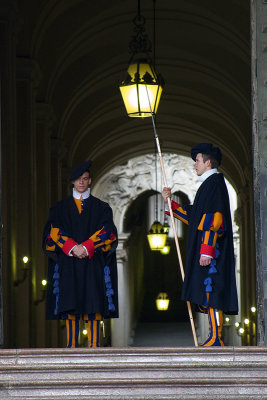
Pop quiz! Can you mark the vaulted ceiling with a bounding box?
[16,0,251,189]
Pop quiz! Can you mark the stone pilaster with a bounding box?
[236,180,257,345]
[111,234,130,347]
[35,103,61,348]
[251,0,267,345]
[0,0,19,348]
[15,57,42,347]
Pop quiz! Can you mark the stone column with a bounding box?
[251,0,267,345]
[0,0,19,348]
[236,180,257,345]
[35,103,59,348]
[50,137,67,203]
[111,234,130,347]
[15,57,41,347]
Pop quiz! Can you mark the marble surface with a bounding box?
[0,347,266,399]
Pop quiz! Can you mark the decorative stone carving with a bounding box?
[93,153,200,231]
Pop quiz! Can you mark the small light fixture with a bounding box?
[225,317,230,323]
[147,221,167,250]
[239,327,244,335]
[235,322,240,328]
[251,306,256,313]
[22,256,29,264]
[147,142,167,251]
[244,318,250,325]
[34,279,48,305]
[160,243,171,255]
[100,320,105,338]
[162,222,170,234]
[82,329,88,336]
[156,292,170,311]
[14,256,30,286]
[119,0,164,117]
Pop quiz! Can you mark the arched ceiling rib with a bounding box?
[16,0,251,192]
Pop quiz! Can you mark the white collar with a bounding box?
[72,188,90,199]
[198,168,218,183]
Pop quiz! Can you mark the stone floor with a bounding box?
[132,322,195,347]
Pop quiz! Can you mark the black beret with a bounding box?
[69,160,92,181]
[191,143,222,165]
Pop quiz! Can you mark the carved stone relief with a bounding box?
[93,153,200,232]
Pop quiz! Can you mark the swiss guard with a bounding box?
[43,161,118,347]
[162,143,238,346]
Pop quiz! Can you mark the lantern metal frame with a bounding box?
[147,220,167,251]
[119,0,164,117]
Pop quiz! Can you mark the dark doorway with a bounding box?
[124,190,194,346]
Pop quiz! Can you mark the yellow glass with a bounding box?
[160,244,171,255]
[156,292,170,311]
[119,61,163,117]
[147,232,167,250]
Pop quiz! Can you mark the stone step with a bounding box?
[0,347,266,399]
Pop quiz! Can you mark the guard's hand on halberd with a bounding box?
[162,187,172,203]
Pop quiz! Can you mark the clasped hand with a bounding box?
[72,244,87,259]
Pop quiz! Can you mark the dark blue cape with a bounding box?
[43,195,118,320]
[181,173,238,315]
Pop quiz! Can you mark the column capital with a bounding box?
[16,57,42,89]
[116,234,130,263]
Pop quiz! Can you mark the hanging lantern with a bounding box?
[156,292,170,311]
[119,1,164,117]
[119,60,163,117]
[147,221,167,250]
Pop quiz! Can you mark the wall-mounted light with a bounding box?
[155,292,170,311]
[100,320,105,338]
[250,306,256,313]
[34,278,47,306]
[22,256,29,264]
[14,256,30,286]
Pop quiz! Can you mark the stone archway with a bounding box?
[93,153,240,346]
